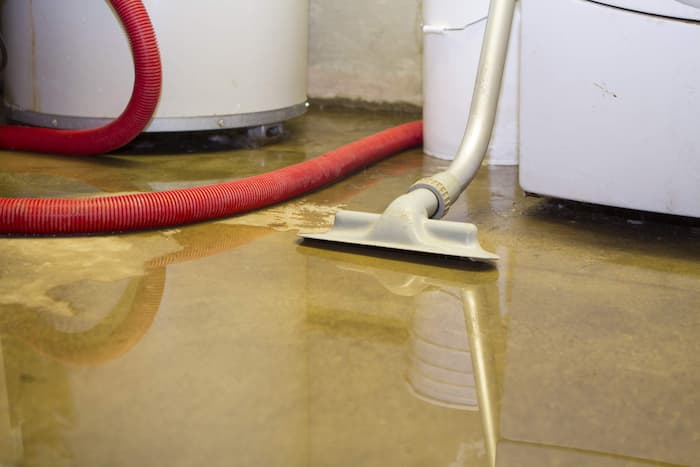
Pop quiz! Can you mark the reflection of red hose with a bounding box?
[0,0,161,155]
[0,121,423,234]
[1,267,166,366]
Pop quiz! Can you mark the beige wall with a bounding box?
[308,0,423,106]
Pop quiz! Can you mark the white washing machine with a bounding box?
[1,0,308,132]
[519,0,700,217]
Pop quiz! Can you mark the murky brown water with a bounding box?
[1,109,699,466]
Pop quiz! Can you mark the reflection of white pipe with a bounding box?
[462,289,498,467]
[305,249,503,465]
[0,344,24,465]
[406,286,500,467]
[407,289,477,411]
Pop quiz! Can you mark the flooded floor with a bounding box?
[0,109,699,467]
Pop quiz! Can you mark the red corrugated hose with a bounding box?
[0,0,423,235]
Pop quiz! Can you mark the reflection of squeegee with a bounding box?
[301,0,516,262]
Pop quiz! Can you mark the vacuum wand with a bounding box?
[300,0,517,262]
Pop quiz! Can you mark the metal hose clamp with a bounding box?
[409,177,453,218]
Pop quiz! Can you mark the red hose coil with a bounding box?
[0,0,424,235]
[0,0,161,155]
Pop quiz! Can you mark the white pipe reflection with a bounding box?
[407,290,477,411]
[406,285,501,467]
[462,288,500,467]
[326,253,503,467]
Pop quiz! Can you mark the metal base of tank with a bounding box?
[4,101,308,133]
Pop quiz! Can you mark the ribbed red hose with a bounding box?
[0,121,423,234]
[0,0,161,155]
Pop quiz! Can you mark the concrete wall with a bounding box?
[308,0,423,107]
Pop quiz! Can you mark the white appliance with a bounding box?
[422,0,520,164]
[519,0,700,217]
[1,0,309,132]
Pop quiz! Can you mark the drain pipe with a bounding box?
[410,0,517,218]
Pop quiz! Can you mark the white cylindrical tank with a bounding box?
[422,0,520,165]
[1,0,309,132]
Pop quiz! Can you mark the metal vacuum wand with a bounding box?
[301,0,517,262]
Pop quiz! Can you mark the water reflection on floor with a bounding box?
[1,109,699,467]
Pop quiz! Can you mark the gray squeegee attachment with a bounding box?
[300,191,498,261]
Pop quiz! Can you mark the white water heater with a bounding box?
[1,0,309,132]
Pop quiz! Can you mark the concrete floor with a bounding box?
[0,109,699,467]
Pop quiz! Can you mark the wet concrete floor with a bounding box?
[0,109,699,466]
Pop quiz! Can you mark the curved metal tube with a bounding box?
[412,0,517,218]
